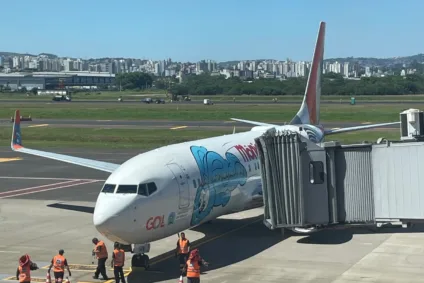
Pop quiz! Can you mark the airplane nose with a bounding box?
[93,194,135,240]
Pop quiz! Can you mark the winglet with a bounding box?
[11,110,23,150]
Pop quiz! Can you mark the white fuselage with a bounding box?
[92,124,324,245]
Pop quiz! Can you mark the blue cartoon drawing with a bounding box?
[190,146,247,226]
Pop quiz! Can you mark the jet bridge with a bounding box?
[254,109,424,232]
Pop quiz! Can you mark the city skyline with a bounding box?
[2,1,424,62]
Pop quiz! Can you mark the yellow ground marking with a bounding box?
[361,122,372,124]
[28,124,49,128]
[40,264,130,272]
[170,126,188,130]
[105,267,132,283]
[0,157,22,163]
[3,276,48,282]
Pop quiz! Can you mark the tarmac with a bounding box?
[1,146,424,283]
[0,118,400,131]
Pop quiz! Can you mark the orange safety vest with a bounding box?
[18,266,31,283]
[179,239,189,254]
[53,254,66,272]
[113,249,125,267]
[186,260,200,278]
[95,241,108,259]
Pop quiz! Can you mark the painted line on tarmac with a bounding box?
[170,126,188,130]
[0,180,101,199]
[28,124,49,128]
[0,176,105,181]
[361,122,372,124]
[0,157,22,163]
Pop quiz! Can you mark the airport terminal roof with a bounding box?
[0,71,115,78]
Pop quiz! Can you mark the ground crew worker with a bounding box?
[48,249,71,283]
[111,242,126,283]
[92,237,109,280]
[175,232,191,272]
[16,254,39,283]
[182,249,208,283]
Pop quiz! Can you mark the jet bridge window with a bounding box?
[116,185,138,194]
[138,182,158,196]
[309,161,324,184]
[102,184,116,193]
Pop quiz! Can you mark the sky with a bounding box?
[3,0,424,62]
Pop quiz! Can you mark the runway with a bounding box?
[1,147,424,282]
[0,118,401,130]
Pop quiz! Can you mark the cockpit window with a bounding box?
[138,184,148,196]
[102,184,116,193]
[137,182,157,196]
[116,185,138,194]
[147,182,157,194]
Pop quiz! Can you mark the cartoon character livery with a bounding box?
[9,21,401,269]
[190,145,248,226]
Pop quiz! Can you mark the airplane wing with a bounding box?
[324,121,400,135]
[11,110,120,173]
[230,118,278,127]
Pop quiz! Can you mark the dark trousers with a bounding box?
[179,253,188,268]
[54,272,64,282]
[113,266,126,283]
[94,257,108,279]
[187,278,200,283]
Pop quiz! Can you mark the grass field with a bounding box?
[0,102,416,123]
[2,92,424,102]
[0,127,400,150]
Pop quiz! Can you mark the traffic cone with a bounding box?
[178,275,184,283]
[45,273,51,283]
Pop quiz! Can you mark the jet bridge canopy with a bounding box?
[255,127,424,231]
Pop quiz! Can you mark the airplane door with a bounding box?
[166,163,190,209]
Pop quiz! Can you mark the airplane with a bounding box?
[10,21,400,266]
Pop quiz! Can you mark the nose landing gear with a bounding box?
[131,243,151,270]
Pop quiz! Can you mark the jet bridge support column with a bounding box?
[254,128,329,231]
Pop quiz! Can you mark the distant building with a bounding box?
[0,71,115,90]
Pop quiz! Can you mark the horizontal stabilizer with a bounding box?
[325,122,400,135]
[230,118,278,127]
[11,110,120,173]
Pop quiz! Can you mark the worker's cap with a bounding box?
[92,237,98,242]
[59,249,64,254]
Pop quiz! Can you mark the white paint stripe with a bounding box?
[0,180,77,196]
[0,250,20,253]
[28,124,49,128]
[0,180,100,199]
[0,176,105,181]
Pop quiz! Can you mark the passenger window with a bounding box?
[147,182,157,195]
[309,161,324,184]
[116,185,138,194]
[138,184,148,196]
[193,179,197,188]
[102,184,115,193]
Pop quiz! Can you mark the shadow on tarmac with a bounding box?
[297,223,424,245]
[46,202,95,214]
[127,214,285,283]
